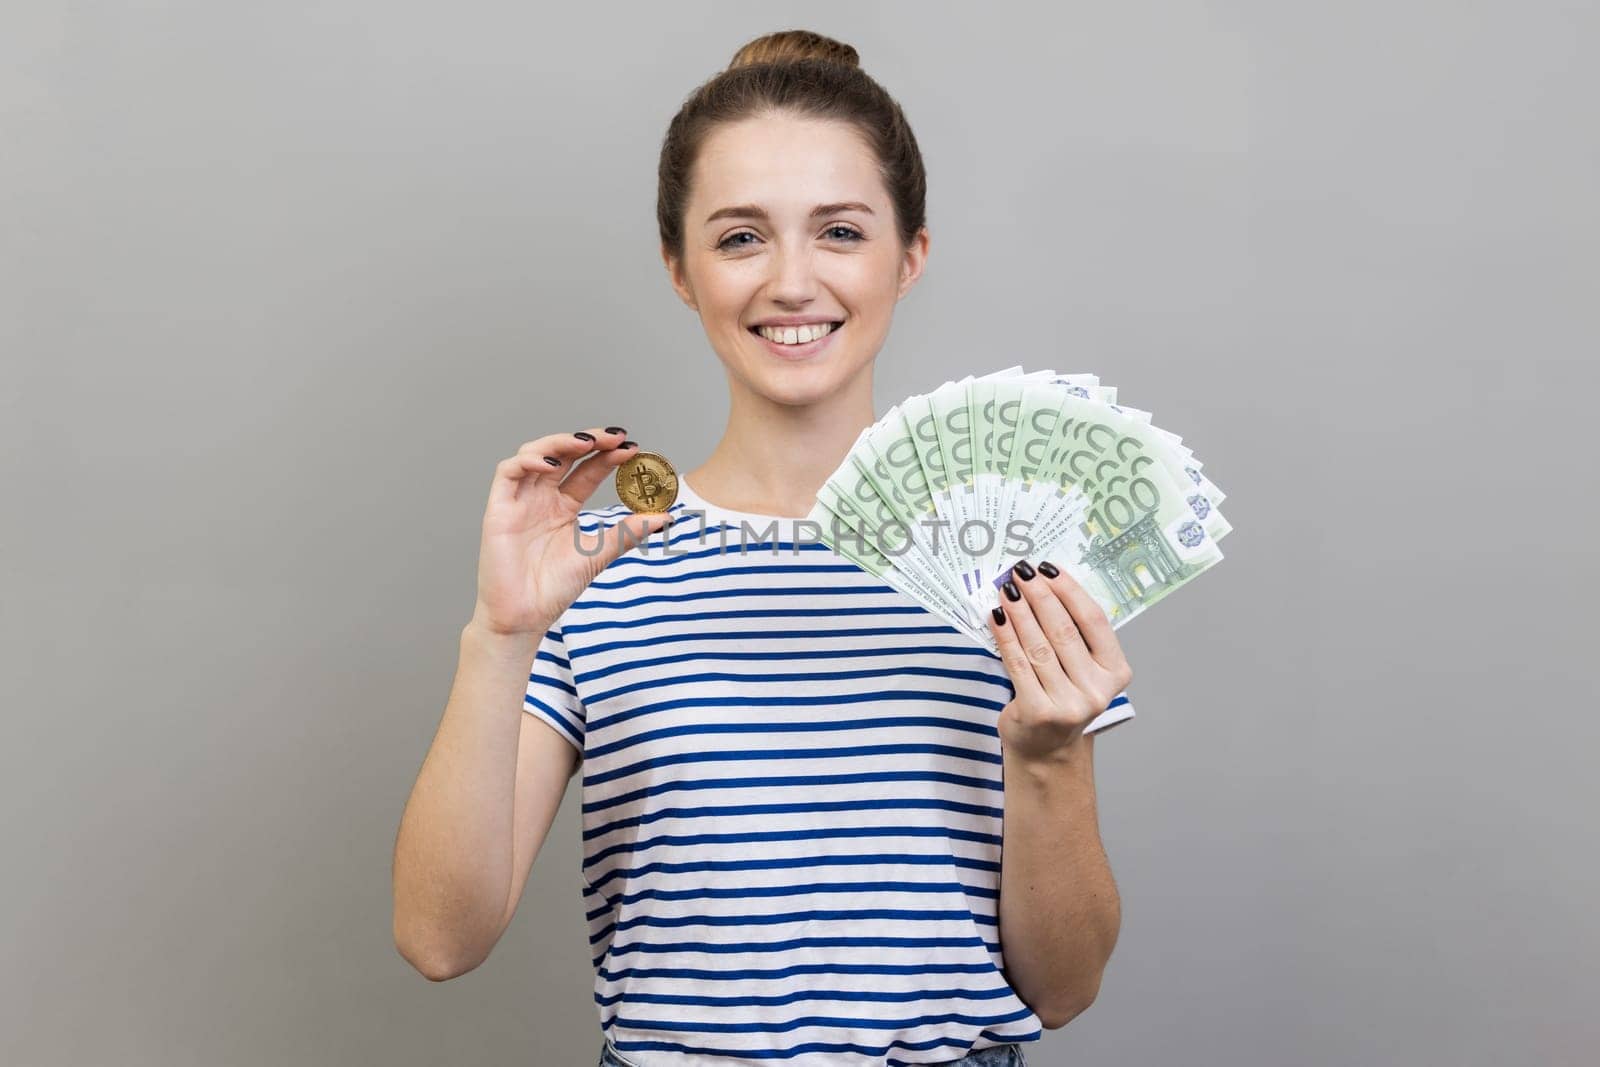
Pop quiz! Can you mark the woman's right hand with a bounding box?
[471,427,673,637]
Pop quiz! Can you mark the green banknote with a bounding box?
[804,490,992,646]
[810,365,1229,644]
[996,392,1225,625]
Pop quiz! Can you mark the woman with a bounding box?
[393,30,1135,1067]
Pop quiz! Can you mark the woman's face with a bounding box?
[664,112,928,408]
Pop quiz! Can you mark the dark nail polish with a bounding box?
[992,606,1006,625]
[604,426,627,435]
[543,455,561,466]
[1013,560,1035,581]
[1037,560,1059,578]
[573,431,595,442]
[1003,579,1021,602]
[621,440,638,449]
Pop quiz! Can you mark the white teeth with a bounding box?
[756,321,837,344]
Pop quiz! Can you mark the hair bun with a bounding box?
[727,29,861,71]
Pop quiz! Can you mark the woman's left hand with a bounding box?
[986,558,1134,764]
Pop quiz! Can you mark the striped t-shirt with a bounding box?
[523,476,1134,1066]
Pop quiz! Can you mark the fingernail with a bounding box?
[543,455,560,466]
[1037,560,1059,578]
[1013,560,1035,581]
[992,606,1006,625]
[621,440,638,449]
[605,426,627,435]
[1003,579,1021,602]
[573,431,595,442]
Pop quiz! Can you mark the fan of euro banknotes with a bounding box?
[804,365,1229,655]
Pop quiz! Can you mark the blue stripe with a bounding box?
[597,959,1002,983]
[613,1005,1035,1035]
[585,688,1004,738]
[585,851,1001,895]
[586,664,1009,709]
[576,621,971,655]
[601,982,1017,1008]
[582,768,1008,815]
[587,713,1004,761]
[522,695,583,746]
[607,934,990,959]
[563,602,932,637]
[533,646,571,671]
[582,741,1004,789]
[565,583,920,616]
[585,879,999,916]
[584,796,1005,843]
[608,907,999,935]
[574,640,996,685]
[590,561,868,590]
[582,822,1003,871]
[601,1017,1036,1067]
[525,673,578,701]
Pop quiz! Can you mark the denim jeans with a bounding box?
[598,1033,1028,1066]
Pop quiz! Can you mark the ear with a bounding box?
[661,242,698,312]
[897,226,930,299]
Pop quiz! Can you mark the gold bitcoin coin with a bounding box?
[615,450,679,514]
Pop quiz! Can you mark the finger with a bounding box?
[512,426,627,499]
[1037,558,1126,673]
[993,574,1076,704]
[987,598,1047,704]
[488,450,571,512]
[551,431,638,507]
[1012,560,1099,689]
[513,426,621,465]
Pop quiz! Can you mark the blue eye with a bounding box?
[717,226,865,251]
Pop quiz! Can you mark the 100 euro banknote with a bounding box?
[812,367,1229,645]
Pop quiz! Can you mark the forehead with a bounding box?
[690,114,884,220]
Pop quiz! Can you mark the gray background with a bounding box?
[3,2,1595,1064]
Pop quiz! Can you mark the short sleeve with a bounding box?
[1084,690,1135,735]
[524,623,587,757]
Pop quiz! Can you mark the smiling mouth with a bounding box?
[748,320,845,340]
[752,321,851,334]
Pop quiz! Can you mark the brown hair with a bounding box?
[656,29,927,265]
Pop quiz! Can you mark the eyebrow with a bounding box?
[703,201,876,225]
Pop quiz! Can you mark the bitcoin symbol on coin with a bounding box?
[615,450,679,514]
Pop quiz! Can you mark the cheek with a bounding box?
[694,264,757,307]
[847,260,905,309]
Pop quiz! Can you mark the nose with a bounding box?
[765,241,821,307]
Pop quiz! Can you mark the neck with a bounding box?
[686,362,876,518]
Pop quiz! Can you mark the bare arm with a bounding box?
[986,556,1136,1026]
[496,687,583,939]
[392,619,575,979]
[998,734,1120,1027]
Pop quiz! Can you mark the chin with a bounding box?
[751,362,865,407]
